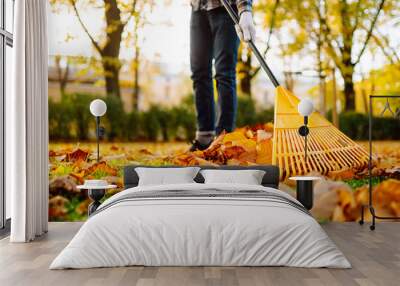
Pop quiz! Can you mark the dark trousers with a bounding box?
[190,7,240,135]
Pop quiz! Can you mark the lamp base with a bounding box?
[298,125,309,136]
[296,180,313,210]
[88,189,106,216]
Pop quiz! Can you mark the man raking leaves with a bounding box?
[189,0,255,151]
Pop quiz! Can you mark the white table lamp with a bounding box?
[297,98,314,163]
[90,99,107,162]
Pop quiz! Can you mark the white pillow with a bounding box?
[200,169,266,185]
[135,167,200,186]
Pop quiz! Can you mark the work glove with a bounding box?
[235,11,256,42]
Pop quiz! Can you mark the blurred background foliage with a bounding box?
[49,92,399,142]
[48,0,400,140]
[49,93,275,142]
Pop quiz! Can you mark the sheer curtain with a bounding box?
[7,0,49,242]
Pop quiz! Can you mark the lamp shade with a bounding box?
[298,98,314,117]
[90,99,107,117]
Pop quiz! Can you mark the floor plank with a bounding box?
[0,222,399,286]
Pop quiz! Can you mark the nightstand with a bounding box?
[77,184,117,216]
[289,176,321,210]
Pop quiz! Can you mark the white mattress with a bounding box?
[50,183,351,269]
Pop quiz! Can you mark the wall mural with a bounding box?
[48,0,400,222]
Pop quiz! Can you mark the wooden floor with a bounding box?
[0,222,399,286]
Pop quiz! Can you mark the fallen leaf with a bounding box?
[75,199,90,216]
[65,148,89,162]
[256,139,273,164]
[85,161,118,177]
[110,145,119,151]
[223,145,246,160]
[49,196,69,219]
[70,171,86,184]
[139,149,153,155]
[328,168,355,180]
[222,131,247,144]
[49,150,59,157]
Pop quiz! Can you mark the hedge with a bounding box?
[339,111,400,140]
[49,93,273,142]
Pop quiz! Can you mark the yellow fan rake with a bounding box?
[272,87,369,180]
[221,0,369,180]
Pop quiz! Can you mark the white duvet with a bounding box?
[50,183,351,269]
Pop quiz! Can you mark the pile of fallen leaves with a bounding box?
[173,123,274,166]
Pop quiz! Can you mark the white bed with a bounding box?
[50,183,351,269]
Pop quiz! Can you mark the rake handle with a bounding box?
[220,0,280,88]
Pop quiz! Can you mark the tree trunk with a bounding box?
[338,0,357,112]
[343,75,356,111]
[319,76,326,116]
[316,16,326,116]
[102,60,121,98]
[283,72,295,92]
[340,56,356,111]
[370,71,376,115]
[360,73,369,113]
[237,44,252,97]
[361,88,368,114]
[101,0,124,98]
[132,17,140,111]
[331,68,339,127]
[240,75,251,97]
[55,55,69,97]
[132,55,139,111]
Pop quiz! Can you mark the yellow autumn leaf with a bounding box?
[53,165,66,175]
[233,138,257,152]
[256,139,273,164]
[222,131,247,144]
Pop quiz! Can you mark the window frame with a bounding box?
[0,0,14,233]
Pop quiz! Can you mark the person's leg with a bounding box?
[190,9,215,145]
[209,7,240,134]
